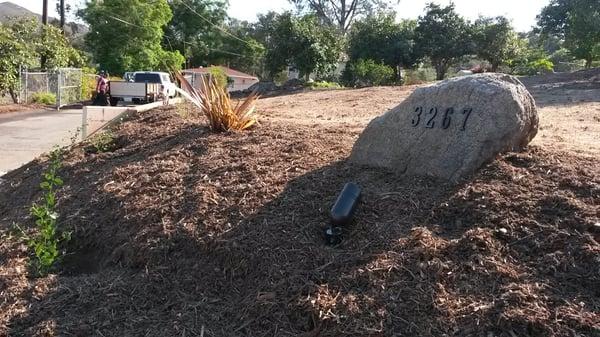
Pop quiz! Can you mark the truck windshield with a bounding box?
[134,73,161,83]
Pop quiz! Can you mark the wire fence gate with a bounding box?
[19,67,84,109]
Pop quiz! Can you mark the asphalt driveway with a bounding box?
[0,109,83,175]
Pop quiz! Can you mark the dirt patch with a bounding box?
[1,94,598,336]
[0,103,52,115]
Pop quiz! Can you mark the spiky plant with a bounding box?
[174,71,259,132]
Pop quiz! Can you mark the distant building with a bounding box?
[183,66,259,92]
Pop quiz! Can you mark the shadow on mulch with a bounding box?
[1,107,598,337]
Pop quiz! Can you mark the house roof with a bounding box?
[184,66,258,80]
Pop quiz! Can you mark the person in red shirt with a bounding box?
[94,71,109,106]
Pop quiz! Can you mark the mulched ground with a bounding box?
[0,106,598,337]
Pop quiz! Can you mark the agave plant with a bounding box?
[173,71,259,132]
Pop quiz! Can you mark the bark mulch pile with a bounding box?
[0,106,598,337]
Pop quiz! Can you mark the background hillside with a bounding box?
[0,1,88,38]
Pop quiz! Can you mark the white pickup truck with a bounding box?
[109,71,177,106]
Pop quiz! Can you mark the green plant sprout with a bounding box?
[16,147,70,275]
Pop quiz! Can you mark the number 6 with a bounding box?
[442,108,454,129]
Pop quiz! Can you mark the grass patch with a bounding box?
[31,92,57,105]
[308,81,342,89]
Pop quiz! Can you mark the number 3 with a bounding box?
[412,107,422,127]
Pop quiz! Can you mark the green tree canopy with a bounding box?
[266,13,343,80]
[473,16,520,71]
[163,0,228,68]
[220,20,266,76]
[414,3,473,80]
[289,0,398,34]
[537,0,600,67]
[79,0,184,74]
[347,14,418,80]
[0,18,84,103]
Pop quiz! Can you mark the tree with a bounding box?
[537,0,600,68]
[39,24,85,69]
[266,13,343,80]
[414,3,472,80]
[219,20,266,75]
[473,16,520,72]
[508,39,554,75]
[341,59,395,86]
[0,19,84,103]
[347,14,418,81]
[289,0,397,34]
[163,0,228,68]
[79,0,184,74]
[0,20,36,103]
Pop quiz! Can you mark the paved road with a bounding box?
[0,109,83,175]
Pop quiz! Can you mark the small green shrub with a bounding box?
[342,59,395,87]
[308,81,342,89]
[17,148,70,275]
[272,70,289,86]
[404,68,437,85]
[81,67,98,101]
[31,92,57,105]
[209,67,231,88]
[512,58,555,76]
[88,131,116,153]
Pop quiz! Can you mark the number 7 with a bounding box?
[461,108,473,131]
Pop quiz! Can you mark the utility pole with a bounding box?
[41,0,48,70]
[60,0,66,31]
[42,0,48,25]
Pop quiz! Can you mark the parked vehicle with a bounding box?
[108,71,177,106]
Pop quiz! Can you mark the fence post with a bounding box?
[17,65,21,104]
[24,67,28,104]
[57,69,62,110]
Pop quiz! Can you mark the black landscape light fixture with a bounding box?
[324,182,362,245]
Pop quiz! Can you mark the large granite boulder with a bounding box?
[350,73,538,182]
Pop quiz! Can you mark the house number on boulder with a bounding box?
[411,106,473,130]
[349,73,539,182]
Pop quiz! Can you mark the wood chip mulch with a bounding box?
[0,106,598,337]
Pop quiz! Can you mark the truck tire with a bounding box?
[109,97,119,106]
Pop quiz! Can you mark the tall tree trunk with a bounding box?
[9,88,18,104]
[435,63,446,81]
[394,65,403,83]
[491,62,499,72]
[585,58,593,69]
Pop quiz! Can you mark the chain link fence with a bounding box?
[19,67,84,109]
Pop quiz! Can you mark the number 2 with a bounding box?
[426,107,438,128]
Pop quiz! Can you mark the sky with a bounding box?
[14,0,550,32]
